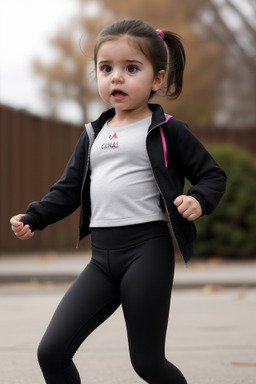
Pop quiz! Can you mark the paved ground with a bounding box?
[1,252,256,383]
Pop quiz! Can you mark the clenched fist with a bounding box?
[10,214,34,240]
[173,195,202,221]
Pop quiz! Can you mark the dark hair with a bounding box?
[94,19,186,99]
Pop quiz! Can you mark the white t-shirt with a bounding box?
[89,116,167,227]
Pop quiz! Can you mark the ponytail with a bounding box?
[160,30,186,99]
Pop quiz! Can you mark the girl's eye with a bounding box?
[101,65,112,73]
[127,65,138,73]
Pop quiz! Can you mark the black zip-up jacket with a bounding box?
[21,104,226,263]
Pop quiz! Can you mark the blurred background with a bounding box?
[1,0,256,258]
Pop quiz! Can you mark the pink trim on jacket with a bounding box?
[159,114,172,169]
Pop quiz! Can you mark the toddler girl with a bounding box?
[10,18,226,384]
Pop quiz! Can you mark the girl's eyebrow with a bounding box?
[125,59,143,64]
[98,60,109,65]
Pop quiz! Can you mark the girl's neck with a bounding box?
[108,107,152,128]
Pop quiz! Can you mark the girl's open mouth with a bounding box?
[112,90,127,98]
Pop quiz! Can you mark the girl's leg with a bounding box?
[37,259,120,384]
[121,235,188,384]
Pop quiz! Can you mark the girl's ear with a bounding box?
[152,70,166,91]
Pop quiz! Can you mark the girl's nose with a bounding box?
[112,70,124,83]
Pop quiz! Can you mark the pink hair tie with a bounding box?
[156,29,165,40]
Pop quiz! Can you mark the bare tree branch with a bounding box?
[226,0,256,35]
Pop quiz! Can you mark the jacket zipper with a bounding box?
[146,122,185,264]
[76,131,93,248]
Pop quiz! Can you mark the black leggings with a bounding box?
[37,221,187,384]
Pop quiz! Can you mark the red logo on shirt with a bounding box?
[101,132,119,149]
[109,133,118,140]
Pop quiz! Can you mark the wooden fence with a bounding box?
[0,104,85,253]
[1,104,255,252]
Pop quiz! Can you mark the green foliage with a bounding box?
[193,145,256,258]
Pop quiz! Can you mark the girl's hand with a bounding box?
[10,214,34,240]
[173,195,202,221]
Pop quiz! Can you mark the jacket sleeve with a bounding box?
[20,130,88,231]
[168,119,227,215]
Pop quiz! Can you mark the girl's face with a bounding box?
[96,36,165,119]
